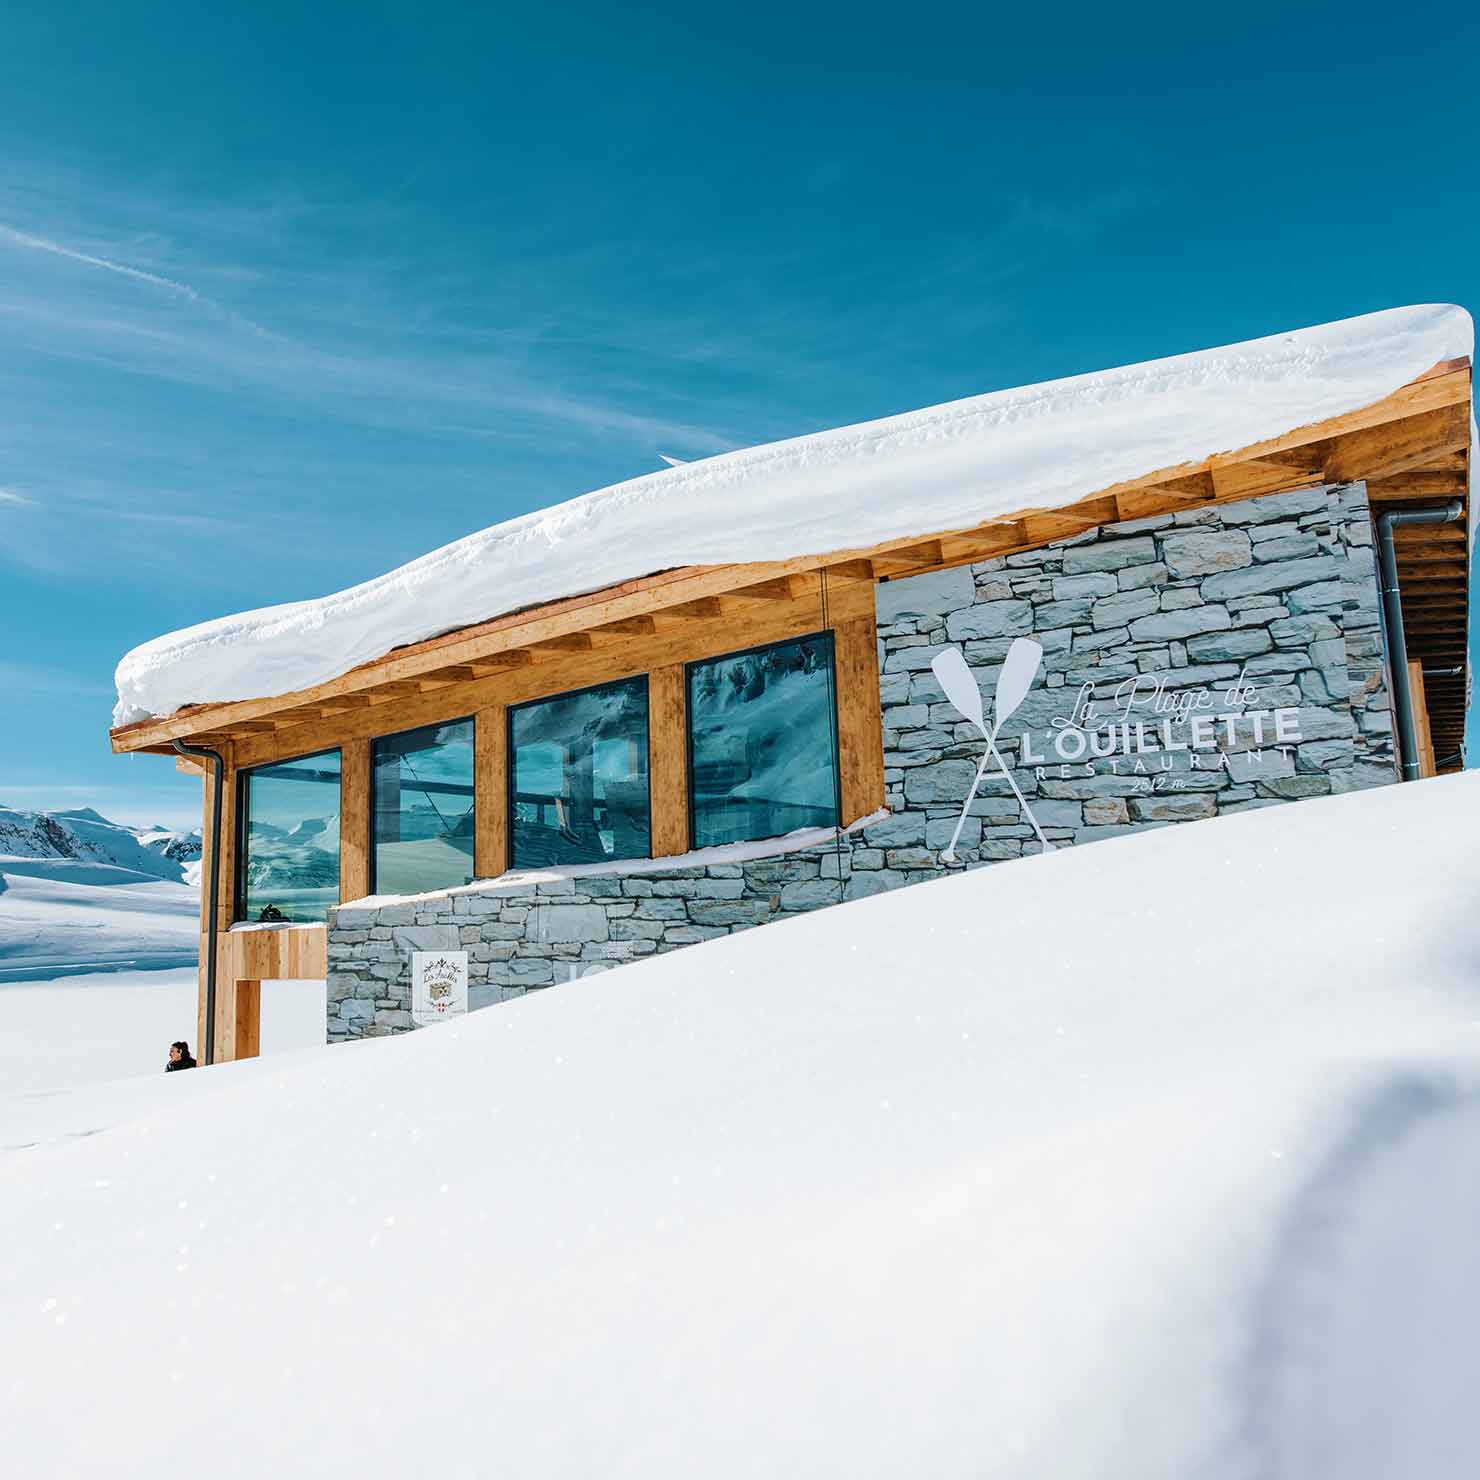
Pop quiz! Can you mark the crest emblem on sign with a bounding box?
[411,951,469,1026]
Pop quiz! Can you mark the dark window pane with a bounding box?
[372,718,476,895]
[239,752,342,922]
[510,678,649,867]
[689,635,839,848]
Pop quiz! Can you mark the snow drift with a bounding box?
[113,303,1473,725]
[4,772,1480,1477]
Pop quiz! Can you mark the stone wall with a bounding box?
[326,482,1397,1040]
[872,481,1396,860]
[327,837,890,1040]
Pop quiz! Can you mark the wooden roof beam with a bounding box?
[588,616,658,645]
[939,521,1029,565]
[727,575,816,604]
[1210,447,1326,502]
[1114,473,1215,520]
[1323,402,1470,483]
[655,597,726,625]
[823,558,877,582]
[870,541,944,577]
[1022,497,1119,544]
[528,633,593,656]
[1368,469,1470,500]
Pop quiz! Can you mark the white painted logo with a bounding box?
[411,950,469,1026]
[1020,671,1302,765]
[932,639,1053,862]
[930,644,1306,865]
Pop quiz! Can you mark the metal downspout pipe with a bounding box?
[1374,500,1463,781]
[173,740,225,1065]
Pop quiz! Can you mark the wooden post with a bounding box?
[197,747,239,1063]
[195,772,214,1058]
[475,704,508,878]
[834,614,885,826]
[215,754,238,935]
[1407,661,1438,778]
[648,664,689,858]
[234,980,262,1060]
[340,737,371,901]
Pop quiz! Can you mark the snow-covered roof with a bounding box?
[113,303,1473,727]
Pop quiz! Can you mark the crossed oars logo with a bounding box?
[930,639,1054,863]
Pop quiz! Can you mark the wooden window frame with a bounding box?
[683,629,842,853]
[367,714,477,896]
[504,673,653,871]
[233,746,344,925]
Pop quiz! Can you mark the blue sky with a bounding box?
[1,1,1475,829]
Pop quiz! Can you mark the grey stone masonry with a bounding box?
[874,482,1396,861]
[327,838,868,1041]
[327,481,1399,1042]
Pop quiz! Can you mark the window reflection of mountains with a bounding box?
[244,814,341,887]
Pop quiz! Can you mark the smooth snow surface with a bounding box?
[4,774,1480,1477]
[0,864,199,981]
[113,303,1473,724]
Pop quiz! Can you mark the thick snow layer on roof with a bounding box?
[113,303,1473,726]
[6,775,1480,1476]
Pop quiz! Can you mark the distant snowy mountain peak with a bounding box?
[0,804,199,885]
[0,807,79,861]
[136,828,204,865]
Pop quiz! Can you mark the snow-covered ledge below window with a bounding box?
[229,919,328,933]
[345,809,889,911]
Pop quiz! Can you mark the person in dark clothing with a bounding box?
[167,1040,197,1071]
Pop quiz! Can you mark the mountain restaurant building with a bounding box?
[109,306,1475,1064]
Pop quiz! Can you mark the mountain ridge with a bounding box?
[0,803,201,885]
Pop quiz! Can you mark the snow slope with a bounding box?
[113,303,1473,724]
[4,773,1480,1477]
[0,805,203,979]
[0,867,198,981]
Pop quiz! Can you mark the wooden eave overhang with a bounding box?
[113,359,1473,772]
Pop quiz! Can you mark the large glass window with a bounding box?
[688,633,840,848]
[509,677,649,867]
[372,718,476,895]
[237,751,342,923]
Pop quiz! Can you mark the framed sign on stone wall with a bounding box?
[411,950,469,1026]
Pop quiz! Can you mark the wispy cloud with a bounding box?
[0,222,205,303]
[0,214,741,454]
[0,487,36,505]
